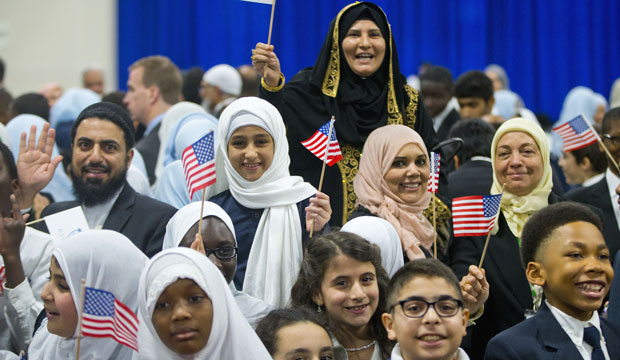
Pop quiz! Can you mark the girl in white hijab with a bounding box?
[134,247,271,359]
[341,216,404,277]
[29,230,148,360]
[162,201,273,327]
[209,97,331,307]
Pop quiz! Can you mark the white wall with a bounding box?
[0,0,117,96]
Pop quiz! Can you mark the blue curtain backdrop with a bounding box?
[118,0,620,123]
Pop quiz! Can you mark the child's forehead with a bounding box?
[398,275,459,300]
[543,221,606,253]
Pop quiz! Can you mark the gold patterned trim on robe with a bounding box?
[337,143,362,224]
[321,2,357,98]
[402,84,419,129]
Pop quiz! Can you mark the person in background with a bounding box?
[181,66,204,105]
[0,89,12,125]
[81,67,105,96]
[419,65,460,142]
[454,71,502,127]
[38,83,63,108]
[123,55,182,185]
[200,64,242,118]
[446,118,495,202]
[7,93,50,122]
[560,143,607,192]
[567,107,620,259]
[237,65,260,97]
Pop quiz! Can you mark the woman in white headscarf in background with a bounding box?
[340,216,404,277]
[134,247,271,359]
[161,201,272,327]
[153,101,209,184]
[154,112,219,208]
[29,230,147,360]
[550,86,609,158]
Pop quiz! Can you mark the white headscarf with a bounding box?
[162,202,274,328]
[162,201,235,250]
[134,248,271,359]
[154,102,207,182]
[29,230,148,360]
[341,216,404,277]
[216,97,317,307]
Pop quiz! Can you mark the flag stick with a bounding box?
[432,192,437,259]
[197,189,207,242]
[25,217,45,226]
[478,184,505,268]
[75,279,86,360]
[309,116,335,238]
[582,113,620,174]
[267,0,276,46]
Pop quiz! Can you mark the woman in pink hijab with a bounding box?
[351,124,450,262]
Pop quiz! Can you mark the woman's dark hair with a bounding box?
[290,231,392,357]
[255,307,330,356]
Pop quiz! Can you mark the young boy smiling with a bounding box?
[382,259,470,360]
[485,202,620,359]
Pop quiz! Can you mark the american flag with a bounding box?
[427,152,440,193]
[0,266,4,296]
[182,131,216,199]
[301,120,342,166]
[81,287,139,351]
[452,194,502,237]
[552,114,598,152]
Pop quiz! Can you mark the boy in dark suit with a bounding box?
[485,202,620,359]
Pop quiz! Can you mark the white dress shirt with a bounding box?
[548,301,610,360]
[605,169,620,232]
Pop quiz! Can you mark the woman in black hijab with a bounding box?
[252,2,437,226]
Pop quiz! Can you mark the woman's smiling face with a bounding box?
[342,19,386,77]
[383,143,430,204]
[227,125,274,182]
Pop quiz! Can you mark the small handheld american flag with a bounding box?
[81,287,139,351]
[182,131,216,199]
[552,114,598,152]
[301,120,342,166]
[452,194,502,237]
[427,152,440,193]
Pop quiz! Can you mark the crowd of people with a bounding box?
[0,1,620,359]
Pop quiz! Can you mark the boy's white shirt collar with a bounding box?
[546,300,610,360]
[390,343,470,360]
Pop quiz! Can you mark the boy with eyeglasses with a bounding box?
[382,259,470,360]
[485,202,620,359]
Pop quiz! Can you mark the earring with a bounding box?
[316,303,322,313]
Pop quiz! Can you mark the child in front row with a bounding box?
[382,259,470,360]
[485,202,620,359]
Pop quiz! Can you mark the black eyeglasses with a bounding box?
[602,133,620,146]
[390,296,463,318]
[204,247,238,260]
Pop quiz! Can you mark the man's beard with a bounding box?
[70,162,127,207]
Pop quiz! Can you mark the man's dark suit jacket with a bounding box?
[37,181,176,257]
[450,193,563,359]
[447,159,493,203]
[485,303,620,359]
[566,176,620,259]
[136,122,161,185]
[435,108,461,143]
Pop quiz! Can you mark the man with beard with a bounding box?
[20,102,176,257]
